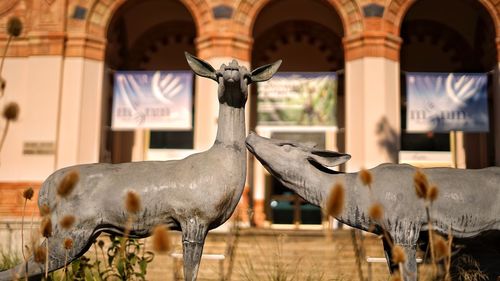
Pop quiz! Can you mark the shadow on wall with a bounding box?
[376,117,399,163]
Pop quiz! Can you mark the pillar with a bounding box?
[343,22,402,172]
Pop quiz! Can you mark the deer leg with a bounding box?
[400,243,418,281]
[182,219,208,281]
[382,235,398,273]
[389,222,420,281]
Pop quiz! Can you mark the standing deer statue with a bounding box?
[246,132,500,281]
[0,53,281,281]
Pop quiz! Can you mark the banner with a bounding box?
[406,73,489,133]
[112,71,193,130]
[257,73,337,127]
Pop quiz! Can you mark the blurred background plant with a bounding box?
[0,16,22,154]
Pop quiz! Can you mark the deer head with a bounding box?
[185,52,281,108]
[246,132,350,178]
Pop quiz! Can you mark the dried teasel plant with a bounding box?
[432,234,449,261]
[359,168,373,187]
[121,190,142,257]
[125,190,141,214]
[62,238,73,276]
[57,170,79,198]
[20,187,34,262]
[368,202,384,221]
[40,216,52,278]
[39,204,50,216]
[392,245,407,280]
[152,225,171,253]
[413,169,429,199]
[0,102,20,153]
[325,182,345,218]
[0,17,23,155]
[33,246,46,264]
[40,217,52,238]
[59,215,76,230]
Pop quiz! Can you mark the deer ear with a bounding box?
[185,52,218,81]
[307,150,351,167]
[249,60,282,83]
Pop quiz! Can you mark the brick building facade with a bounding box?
[0,0,499,227]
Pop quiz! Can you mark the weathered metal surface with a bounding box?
[246,132,500,281]
[0,54,281,281]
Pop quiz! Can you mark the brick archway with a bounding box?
[385,0,500,40]
[85,0,212,43]
[233,0,363,37]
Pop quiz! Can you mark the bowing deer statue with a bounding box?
[0,53,281,281]
[246,132,500,281]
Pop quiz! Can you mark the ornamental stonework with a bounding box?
[0,0,19,16]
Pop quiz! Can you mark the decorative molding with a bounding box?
[0,182,41,217]
[196,32,252,61]
[0,0,19,16]
[363,3,384,18]
[344,31,402,61]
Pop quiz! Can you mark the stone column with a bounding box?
[57,37,106,167]
[343,23,402,172]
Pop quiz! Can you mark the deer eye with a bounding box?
[278,143,296,152]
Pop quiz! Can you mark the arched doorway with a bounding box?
[250,0,345,226]
[400,0,497,168]
[102,0,197,163]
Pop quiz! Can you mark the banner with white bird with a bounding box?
[112,71,193,130]
[406,72,489,133]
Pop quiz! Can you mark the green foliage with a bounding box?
[44,236,154,281]
[0,249,20,271]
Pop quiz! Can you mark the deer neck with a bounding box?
[285,170,372,231]
[214,102,246,152]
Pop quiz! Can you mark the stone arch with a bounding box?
[233,0,363,37]
[385,0,500,39]
[85,0,212,40]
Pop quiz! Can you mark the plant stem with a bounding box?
[21,199,28,281]
[425,205,437,276]
[45,240,49,279]
[444,226,453,281]
[0,36,12,74]
[63,250,68,281]
[0,120,10,154]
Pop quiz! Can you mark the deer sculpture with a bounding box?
[246,132,500,281]
[0,54,281,281]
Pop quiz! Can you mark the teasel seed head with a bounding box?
[427,185,439,203]
[326,182,345,218]
[392,245,406,264]
[59,215,76,230]
[22,187,34,200]
[57,170,79,198]
[39,204,50,216]
[359,168,373,187]
[63,238,73,250]
[3,102,19,121]
[369,202,384,221]
[33,246,46,264]
[413,169,429,199]
[40,216,52,238]
[97,240,105,249]
[433,234,449,261]
[7,17,23,37]
[125,190,141,214]
[152,225,171,253]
